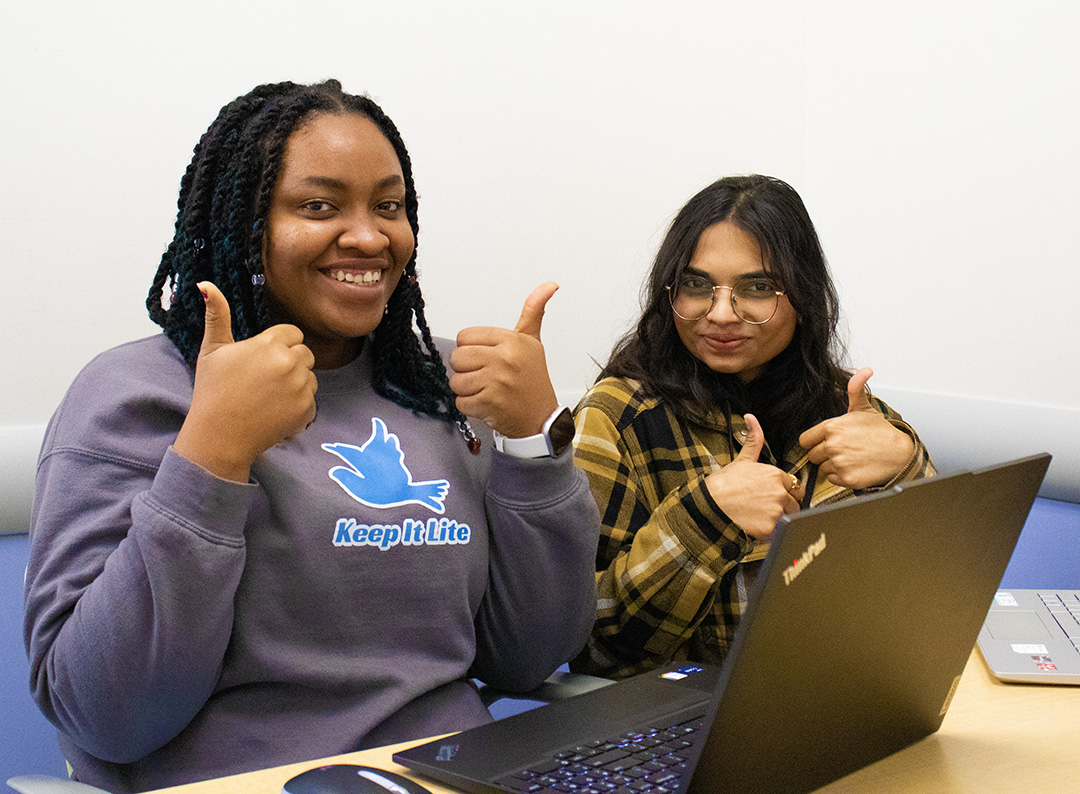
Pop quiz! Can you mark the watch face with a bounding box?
[548,407,575,456]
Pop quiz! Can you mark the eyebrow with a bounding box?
[296,174,405,192]
[684,266,773,281]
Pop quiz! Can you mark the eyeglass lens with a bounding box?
[668,276,781,324]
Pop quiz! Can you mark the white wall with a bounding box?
[1,2,1077,492]
[803,1,1080,409]
[0,0,807,426]
[801,1,1080,497]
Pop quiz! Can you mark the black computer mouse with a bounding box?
[282,764,434,794]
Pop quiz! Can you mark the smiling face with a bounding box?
[674,221,798,382]
[262,112,415,369]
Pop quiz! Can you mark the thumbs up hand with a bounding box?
[449,282,560,438]
[704,413,803,540]
[797,367,914,489]
[173,282,318,482]
[842,366,879,415]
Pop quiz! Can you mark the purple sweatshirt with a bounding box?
[25,334,599,793]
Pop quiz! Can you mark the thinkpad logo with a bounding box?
[782,532,827,585]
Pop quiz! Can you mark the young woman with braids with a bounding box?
[571,175,934,680]
[25,79,597,792]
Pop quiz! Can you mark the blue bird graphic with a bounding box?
[322,418,450,514]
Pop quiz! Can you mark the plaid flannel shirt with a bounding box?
[570,376,935,679]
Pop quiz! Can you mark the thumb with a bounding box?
[198,281,235,355]
[847,367,875,413]
[736,413,765,462]
[513,281,559,339]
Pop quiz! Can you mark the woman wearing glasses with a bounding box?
[571,175,934,679]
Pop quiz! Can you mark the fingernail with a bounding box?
[200,287,208,302]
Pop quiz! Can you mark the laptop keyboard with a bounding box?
[1041,591,1080,650]
[494,716,704,794]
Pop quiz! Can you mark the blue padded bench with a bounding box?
[999,498,1080,590]
[1,534,69,786]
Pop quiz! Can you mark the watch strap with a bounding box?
[493,407,574,458]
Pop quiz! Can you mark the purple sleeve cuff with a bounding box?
[142,447,257,543]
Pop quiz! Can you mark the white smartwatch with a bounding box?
[492,407,575,458]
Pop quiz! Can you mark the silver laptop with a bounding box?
[396,454,1050,794]
[978,589,1080,684]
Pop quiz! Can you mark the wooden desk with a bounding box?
[148,648,1080,794]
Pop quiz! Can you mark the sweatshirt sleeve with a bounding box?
[570,385,754,678]
[467,448,600,692]
[24,349,255,764]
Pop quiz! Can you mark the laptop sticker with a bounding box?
[995,592,1019,607]
[1011,644,1049,654]
[435,744,459,762]
[661,665,704,681]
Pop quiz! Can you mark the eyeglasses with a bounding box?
[666,274,785,324]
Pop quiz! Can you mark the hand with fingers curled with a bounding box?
[449,282,560,438]
[705,413,805,540]
[797,367,915,490]
[173,281,318,482]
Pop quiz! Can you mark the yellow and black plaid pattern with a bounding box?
[570,376,935,679]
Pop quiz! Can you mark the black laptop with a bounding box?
[395,454,1050,794]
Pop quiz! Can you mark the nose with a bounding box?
[704,285,739,323]
[338,211,389,254]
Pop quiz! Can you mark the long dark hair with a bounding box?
[602,175,849,455]
[146,79,464,426]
